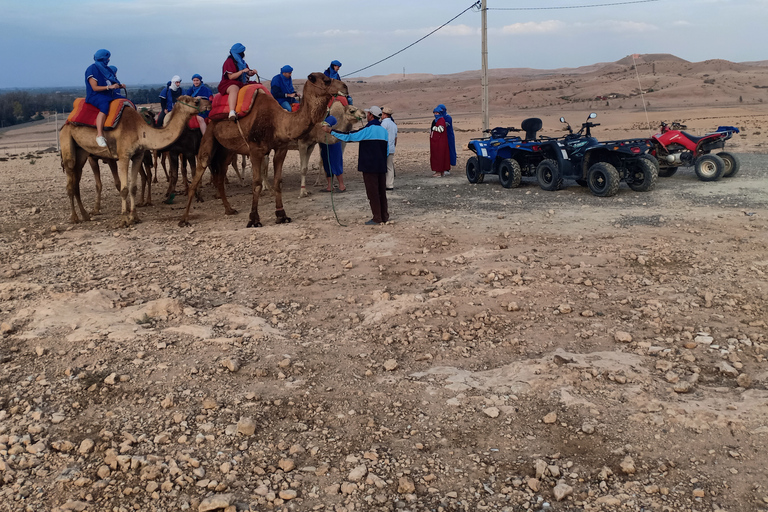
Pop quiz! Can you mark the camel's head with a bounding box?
[306,72,348,98]
[346,105,365,122]
[175,95,212,114]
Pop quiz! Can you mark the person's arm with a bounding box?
[88,77,121,93]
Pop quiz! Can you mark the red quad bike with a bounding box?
[651,122,741,181]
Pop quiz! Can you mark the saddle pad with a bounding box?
[188,116,200,130]
[208,83,271,121]
[66,98,136,129]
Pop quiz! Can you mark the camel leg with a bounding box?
[210,150,236,215]
[188,154,204,202]
[179,131,220,227]
[142,152,153,206]
[247,149,268,228]
[180,154,190,192]
[299,142,317,198]
[166,151,179,200]
[272,148,291,225]
[117,157,131,225]
[67,150,91,223]
[261,153,271,194]
[126,152,144,225]
[160,152,169,182]
[88,156,104,215]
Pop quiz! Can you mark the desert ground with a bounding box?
[1,55,767,512]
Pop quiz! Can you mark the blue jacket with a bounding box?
[331,119,389,173]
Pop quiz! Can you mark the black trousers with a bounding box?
[362,172,388,223]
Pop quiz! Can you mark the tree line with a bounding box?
[0,87,168,128]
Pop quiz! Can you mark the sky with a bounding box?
[1,0,767,90]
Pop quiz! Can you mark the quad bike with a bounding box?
[651,121,741,180]
[465,118,548,188]
[535,113,658,197]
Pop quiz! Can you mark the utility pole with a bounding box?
[55,112,59,152]
[481,0,489,131]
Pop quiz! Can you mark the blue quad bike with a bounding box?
[466,118,552,188]
[535,113,659,197]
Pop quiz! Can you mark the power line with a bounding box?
[488,0,658,11]
[342,1,482,78]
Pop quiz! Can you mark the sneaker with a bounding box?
[96,136,107,148]
[365,219,380,225]
[444,170,450,176]
[385,187,394,191]
[228,110,237,121]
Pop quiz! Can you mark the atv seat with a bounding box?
[682,131,713,144]
[521,118,543,141]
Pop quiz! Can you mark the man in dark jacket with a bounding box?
[323,106,389,224]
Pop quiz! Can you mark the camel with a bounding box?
[261,101,365,197]
[86,150,154,215]
[60,95,209,225]
[178,72,348,227]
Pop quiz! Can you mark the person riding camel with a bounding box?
[84,49,124,147]
[271,65,299,112]
[218,43,258,121]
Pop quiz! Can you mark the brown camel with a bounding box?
[179,72,348,227]
[86,150,154,215]
[60,95,209,225]
[261,102,364,197]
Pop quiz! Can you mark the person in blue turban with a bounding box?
[85,49,124,147]
[435,104,456,172]
[218,43,258,121]
[185,73,214,134]
[271,65,299,112]
[324,59,353,105]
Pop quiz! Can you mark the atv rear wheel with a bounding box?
[587,162,621,197]
[718,152,740,178]
[658,166,678,177]
[466,156,484,184]
[694,154,724,181]
[627,154,659,192]
[536,159,561,191]
[498,158,522,188]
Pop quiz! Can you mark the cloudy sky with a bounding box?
[1,0,766,89]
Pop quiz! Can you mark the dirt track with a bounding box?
[0,129,767,512]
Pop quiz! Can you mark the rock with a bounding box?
[78,438,95,454]
[737,373,753,389]
[673,381,693,393]
[483,407,500,418]
[620,456,636,475]
[103,372,117,385]
[695,334,713,344]
[97,465,111,479]
[161,394,174,409]
[614,331,633,343]
[279,489,298,500]
[534,459,548,479]
[221,357,240,373]
[237,417,256,436]
[527,478,540,492]
[581,423,595,434]
[51,413,66,424]
[553,481,573,501]
[202,397,218,410]
[397,476,416,494]
[348,464,367,482]
[717,361,739,377]
[383,359,398,371]
[543,412,557,424]
[558,304,572,314]
[278,458,295,472]
[198,493,233,512]
[340,482,357,494]
[692,488,705,498]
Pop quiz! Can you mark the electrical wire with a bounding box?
[488,0,658,10]
[342,1,482,78]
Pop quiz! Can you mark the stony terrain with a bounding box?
[0,129,767,512]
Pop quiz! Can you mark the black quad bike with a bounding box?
[535,113,659,197]
[466,118,549,188]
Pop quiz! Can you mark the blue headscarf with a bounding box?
[272,67,295,95]
[93,49,118,84]
[229,43,249,83]
[435,104,457,165]
[188,74,206,96]
[325,60,342,80]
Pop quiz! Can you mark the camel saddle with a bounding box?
[291,95,348,112]
[208,83,271,121]
[66,98,136,129]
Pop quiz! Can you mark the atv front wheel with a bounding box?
[694,154,725,181]
[536,159,561,191]
[498,158,522,188]
[627,154,659,192]
[718,152,740,178]
[587,162,621,197]
[466,156,483,184]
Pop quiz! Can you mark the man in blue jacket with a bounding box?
[323,106,389,225]
[271,65,299,111]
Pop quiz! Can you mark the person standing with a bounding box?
[84,49,124,147]
[218,43,258,121]
[271,65,299,112]
[185,73,213,135]
[158,75,182,127]
[323,106,389,224]
[435,104,456,174]
[430,105,450,177]
[380,106,397,190]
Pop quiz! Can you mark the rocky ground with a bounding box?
[0,132,767,512]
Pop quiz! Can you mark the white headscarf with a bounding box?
[169,75,181,91]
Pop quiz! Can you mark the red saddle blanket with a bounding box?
[208,84,271,121]
[66,98,136,129]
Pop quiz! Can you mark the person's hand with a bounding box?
[249,69,257,76]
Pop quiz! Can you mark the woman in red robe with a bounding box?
[430,106,450,177]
